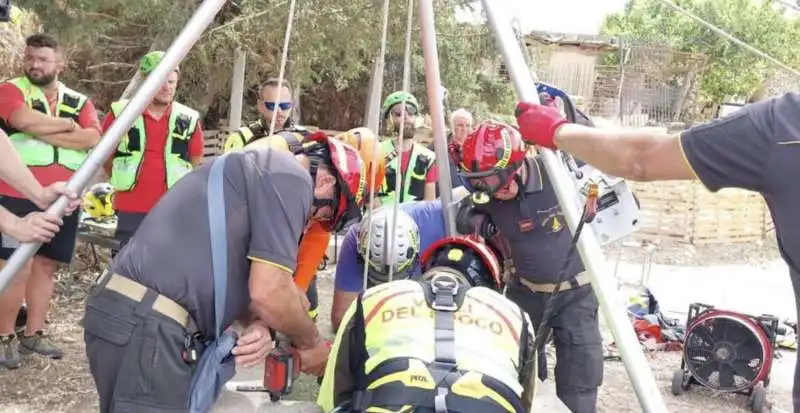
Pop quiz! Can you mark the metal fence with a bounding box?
[526,38,708,127]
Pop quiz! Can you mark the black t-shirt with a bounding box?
[111,149,313,334]
[680,93,800,313]
[476,157,584,283]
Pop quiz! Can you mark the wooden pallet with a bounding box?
[628,181,770,245]
[204,130,224,160]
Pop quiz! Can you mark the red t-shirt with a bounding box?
[0,82,101,198]
[399,146,439,183]
[103,106,204,214]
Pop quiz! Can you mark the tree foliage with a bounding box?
[14,0,510,129]
[601,0,800,106]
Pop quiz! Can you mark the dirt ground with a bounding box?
[0,236,794,413]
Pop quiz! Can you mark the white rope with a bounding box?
[387,0,416,283]
[658,0,800,77]
[268,0,299,136]
[362,0,393,293]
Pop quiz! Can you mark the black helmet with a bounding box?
[419,235,502,290]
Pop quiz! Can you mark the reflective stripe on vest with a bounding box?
[350,280,528,412]
[0,77,89,170]
[109,100,199,191]
[378,140,434,204]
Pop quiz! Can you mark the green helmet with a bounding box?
[139,51,180,75]
[381,91,420,119]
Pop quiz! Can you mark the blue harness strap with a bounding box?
[188,155,237,413]
[208,155,228,337]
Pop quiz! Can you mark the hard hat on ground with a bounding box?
[381,91,420,119]
[139,51,180,75]
[334,127,385,194]
[82,183,115,220]
[420,235,502,290]
[450,121,526,198]
[358,207,420,286]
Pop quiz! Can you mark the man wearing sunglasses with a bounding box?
[450,121,602,413]
[376,91,438,205]
[103,51,205,256]
[223,77,305,153]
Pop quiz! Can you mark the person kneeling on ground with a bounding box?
[82,132,367,412]
[318,235,537,413]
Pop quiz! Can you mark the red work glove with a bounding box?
[514,102,569,150]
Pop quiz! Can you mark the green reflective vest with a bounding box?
[109,99,199,192]
[378,139,435,205]
[0,77,90,171]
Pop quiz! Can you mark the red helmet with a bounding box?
[304,132,367,232]
[450,121,526,196]
[420,235,502,290]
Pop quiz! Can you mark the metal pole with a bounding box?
[481,2,669,412]
[658,0,800,77]
[0,0,228,294]
[267,0,297,136]
[418,0,456,236]
[228,48,247,131]
[364,0,392,134]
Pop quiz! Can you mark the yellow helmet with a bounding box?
[334,127,385,194]
[82,183,115,220]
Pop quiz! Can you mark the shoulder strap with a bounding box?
[207,155,229,337]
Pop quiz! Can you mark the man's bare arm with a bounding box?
[8,107,74,136]
[553,123,695,182]
[36,127,101,150]
[248,261,322,349]
[423,182,436,200]
[331,290,359,333]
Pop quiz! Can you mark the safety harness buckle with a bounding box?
[430,274,459,312]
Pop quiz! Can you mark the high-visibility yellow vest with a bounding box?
[223,120,307,154]
[378,139,435,204]
[108,100,200,192]
[0,77,90,171]
[318,279,535,413]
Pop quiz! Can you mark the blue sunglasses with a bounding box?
[264,101,293,111]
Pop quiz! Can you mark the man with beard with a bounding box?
[377,91,438,205]
[103,51,205,254]
[0,33,101,368]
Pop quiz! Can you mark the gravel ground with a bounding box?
[0,236,793,413]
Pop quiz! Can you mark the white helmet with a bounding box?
[358,207,420,285]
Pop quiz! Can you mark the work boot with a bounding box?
[18,330,63,359]
[0,334,20,369]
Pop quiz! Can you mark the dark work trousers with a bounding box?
[82,280,195,412]
[112,212,147,258]
[307,275,319,321]
[506,281,602,413]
